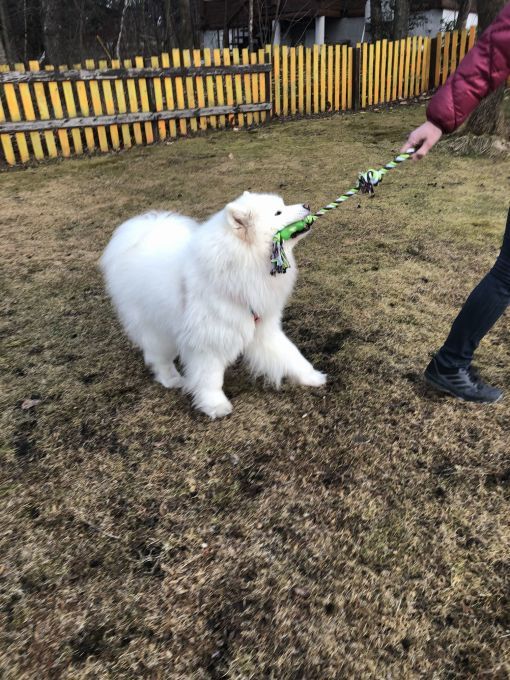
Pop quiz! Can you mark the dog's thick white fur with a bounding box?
[100,192,326,418]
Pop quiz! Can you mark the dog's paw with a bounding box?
[155,369,183,389]
[296,369,327,387]
[199,396,233,419]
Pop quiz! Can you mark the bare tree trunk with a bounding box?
[163,0,178,49]
[0,0,15,63]
[41,0,63,64]
[0,30,7,64]
[223,0,229,48]
[178,0,194,48]
[370,0,383,41]
[464,0,506,137]
[115,0,128,60]
[392,0,409,40]
[248,0,254,52]
[455,0,470,30]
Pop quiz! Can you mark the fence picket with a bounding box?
[203,49,216,129]
[423,37,431,92]
[45,65,71,157]
[374,40,380,104]
[111,58,132,147]
[15,63,44,160]
[347,47,353,110]
[222,48,235,127]
[28,60,59,158]
[297,45,304,114]
[409,36,417,97]
[74,63,96,152]
[386,41,393,102]
[342,45,348,110]
[380,39,387,103]
[468,25,476,50]
[134,56,154,143]
[361,42,368,108]
[281,46,288,116]
[392,40,399,100]
[250,51,260,124]
[290,47,296,115]
[415,37,423,95]
[213,49,226,127]
[4,66,30,162]
[86,59,109,152]
[123,58,143,144]
[313,45,319,113]
[99,59,120,149]
[450,30,459,73]
[172,49,187,135]
[442,31,451,84]
[459,28,468,62]
[273,45,280,116]
[258,49,267,122]
[182,50,198,133]
[151,56,167,140]
[193,50,207,131]
[327,45,333,111]
[305,47,312,115]
[0,64,16,164]
[368,43,374,106]
[232,48,245,127]
[334,45,340,110]
[320,44,326,112]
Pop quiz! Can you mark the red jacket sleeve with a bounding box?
[427,3,510,133]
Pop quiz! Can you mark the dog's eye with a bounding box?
[275,210,282,216]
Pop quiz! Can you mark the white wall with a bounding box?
[203,30,222,49]
[409,10,478,36]
[364,1,478,39]
[409,9,443,36]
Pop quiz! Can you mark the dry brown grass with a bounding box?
[1,105,510,679]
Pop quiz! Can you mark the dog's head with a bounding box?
[225,192,311,254]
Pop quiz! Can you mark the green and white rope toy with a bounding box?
[270,147,416,275]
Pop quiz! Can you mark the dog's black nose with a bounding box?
[303,203,311,211]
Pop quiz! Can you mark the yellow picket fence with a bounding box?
[359,35,432,107]
[0,48,272,166]
[272,44,354,116]
[0,27,478,166]
[433,25,476,87]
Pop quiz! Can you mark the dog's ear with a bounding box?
[226,203,253,240]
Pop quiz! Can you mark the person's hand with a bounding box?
[401,121,443,160]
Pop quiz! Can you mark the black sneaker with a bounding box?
[424,356,503,404]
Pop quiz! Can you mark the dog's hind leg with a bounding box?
[181,351,232,419]
[142,335,182,389]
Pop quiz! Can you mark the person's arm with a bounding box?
[402,3,510,158]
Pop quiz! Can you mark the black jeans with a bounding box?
[436,208,510,370]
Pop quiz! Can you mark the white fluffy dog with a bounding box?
[100,192,326,418]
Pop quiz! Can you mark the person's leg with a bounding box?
[425,208,510,402]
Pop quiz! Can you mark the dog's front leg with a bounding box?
[245,317,326,388]
[181,351,232,419]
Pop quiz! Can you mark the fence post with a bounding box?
[352,45,361,111]
[428,36,437,90]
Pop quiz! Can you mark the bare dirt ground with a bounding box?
[1,105,510,679]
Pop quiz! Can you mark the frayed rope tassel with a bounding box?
[270,234,291,276]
